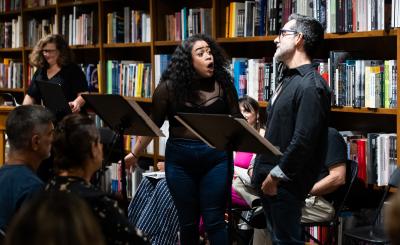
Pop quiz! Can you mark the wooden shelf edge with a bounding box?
[331,106,397,115]
[69,44,99,49]
[0,48,23,52]
[0,10,21,15]
[132,97,152,103]
[0,88,24,93]
[103,42,151,48]
[324,29,396,39]
[23,5,56,12]
[217,36,277,43]
[154,40,181,46]
[58,0,98,7]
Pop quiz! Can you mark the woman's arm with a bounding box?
[69,92,87,113]
[22,94,36,105]
[125,136,154,169]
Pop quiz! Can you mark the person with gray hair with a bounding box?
[252,14,330,244]
[0,105,54,232]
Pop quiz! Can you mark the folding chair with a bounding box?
[344,167,400,244]
[302,159,359,245]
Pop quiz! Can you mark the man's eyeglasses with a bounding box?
[278,29,298,39]
[41,49,57,54]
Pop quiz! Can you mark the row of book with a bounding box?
[61,8,95,46]
[328,51,397,108]
[0,17,23,48]
[230,57,277,101]
[77,63,99,93]
[342,131,397,186]
[0,59,22,89]
[321,0,389,33]
[106,60,152,98]
[0,0,20,12]
[26,16,57,48]
[107,8,150,43]
[225,0,394,37]
[226,1,272,37]
[154,54,171,88]
[164,7,212,41]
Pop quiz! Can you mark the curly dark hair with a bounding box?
[159,34,236,104]
[29,34,73,68]
[288,13,324,59]
[53,114,100,171]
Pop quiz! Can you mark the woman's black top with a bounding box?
[151,79,241,139]
[45,176,148,245]
[27,63,88,103]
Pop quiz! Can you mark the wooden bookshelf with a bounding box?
[0,0,399,169]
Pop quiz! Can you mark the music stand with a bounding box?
[175,113,282,243]
[37,80,72,121]
[82,94,164,212]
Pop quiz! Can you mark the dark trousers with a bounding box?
[165,138,230,245]
[261,187,304,244]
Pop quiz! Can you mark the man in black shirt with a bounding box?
[252,14,331,244]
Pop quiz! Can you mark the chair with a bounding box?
[344,167,400,244]
[0,228,5,245]
[231,205,266,245]
[302,159,359,245]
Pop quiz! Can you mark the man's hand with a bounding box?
[261,174,280,196]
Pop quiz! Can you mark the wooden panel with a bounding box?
[0,106,14,166]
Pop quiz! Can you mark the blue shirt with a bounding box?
[0,164,44,230]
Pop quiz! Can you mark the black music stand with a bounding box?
[175,113,282,243]
[82,94,164,212]
[37,80,72,121]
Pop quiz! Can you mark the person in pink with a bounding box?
[232,96,265,207]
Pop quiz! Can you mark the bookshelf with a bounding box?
[0,0,398,172]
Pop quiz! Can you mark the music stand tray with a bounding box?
[82,94,164,212]
[37,80,72,121]
[175,113,282,160]
[82,94,164,137]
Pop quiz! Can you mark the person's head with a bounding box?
[160,34,233,103]
[385,191,400,245]
[239,96,261,130]
[29,34,72,68]
[6,105,54,162]
[274,14,324,63]
[4,191,105,245]
[53,114,102,174]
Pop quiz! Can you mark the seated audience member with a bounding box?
[0,105,54,231]
[45,113,148,245]
[232,96,265,208]
[4,191,105,245]
[385,189,400,245]
[301,127,347,223]
[129,175,179,245]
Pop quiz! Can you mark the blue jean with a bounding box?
[165,138,230,245]
[261,187,304,244]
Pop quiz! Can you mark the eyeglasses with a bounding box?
[278,29,298,39]
[41,49,57,54]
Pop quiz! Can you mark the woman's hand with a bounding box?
[124,152,138,172]
[69,100,81,113]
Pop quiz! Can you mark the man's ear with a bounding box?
[31,134,40,151]
[295,33,304,46]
